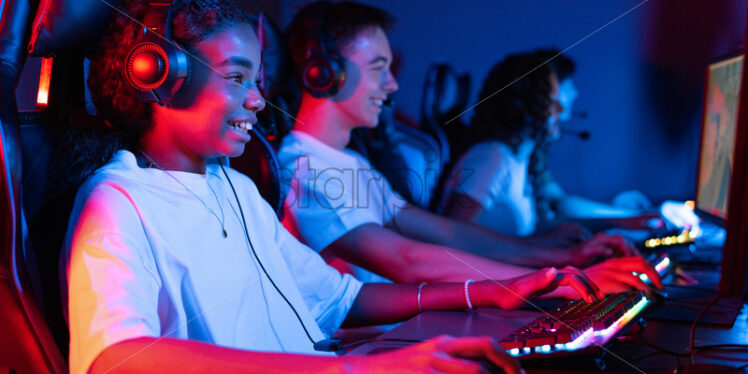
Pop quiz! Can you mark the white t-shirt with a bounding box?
[278,131,409,283]
[63,150,362,374]
[442,141,538,236]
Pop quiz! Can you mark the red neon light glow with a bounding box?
[36,57,53,108]
[132,53,160,82]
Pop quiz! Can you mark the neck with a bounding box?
[515,138,536,161]
[140,129,207,174]
[292,95,352,151]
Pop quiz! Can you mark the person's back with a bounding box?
[441,140,537,236]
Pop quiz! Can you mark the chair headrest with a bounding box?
[256,12,291,98]
[421,63,471,125]
[28,0,119,57]
[0,0,33,78]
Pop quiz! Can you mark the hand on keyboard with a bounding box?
[351,335,523,374]
[581,256,664,297]
[479,267,604,309]
[568,233,640,268]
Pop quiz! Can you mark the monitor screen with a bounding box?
[696,55,743,220]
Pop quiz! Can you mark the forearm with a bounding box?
[90,337,346,374]
[556,195,641,219]
[343,281,495,327]
[393,208,567,268]
[325,224,534,284]
[399,240,536,282]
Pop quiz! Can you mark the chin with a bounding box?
[224,143,249,159]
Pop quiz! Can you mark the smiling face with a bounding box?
[330,27,398,130]
[146,23,265,171]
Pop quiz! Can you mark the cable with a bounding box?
[220,162,318,347]
[689,294,723,364]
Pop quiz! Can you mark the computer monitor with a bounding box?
[695,54,742,222]
[695,51,747,299]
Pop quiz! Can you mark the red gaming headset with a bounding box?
[124,0,191,104]
[297,3,346,99]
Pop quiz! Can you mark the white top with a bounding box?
[63,150,362,374]
[278,130,408,283]
[442,141,538,236]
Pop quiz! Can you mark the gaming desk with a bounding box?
[347,246,748,373]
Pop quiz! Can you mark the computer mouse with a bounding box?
[675,363,747,373]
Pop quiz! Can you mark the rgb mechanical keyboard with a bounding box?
[499,291,649,358]
[499,254,672,359]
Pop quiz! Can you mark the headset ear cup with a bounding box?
[124,31,190,103]
[302,55,345,98]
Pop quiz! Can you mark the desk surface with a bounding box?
[348,246,748,373]
[348,302,748,373]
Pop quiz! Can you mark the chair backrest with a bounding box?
[350,102,443,210]
[420,63,473,211]
[0,0,68,371]
[420,63,472,167]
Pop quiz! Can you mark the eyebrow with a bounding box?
[368,56,389,65]
[217,56,253,70]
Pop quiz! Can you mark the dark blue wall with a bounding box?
[280,0,746,204]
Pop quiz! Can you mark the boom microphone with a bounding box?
[562,128,591,141]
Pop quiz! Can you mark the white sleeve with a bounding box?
[277,227,363,336]
[448,144,508,210]
[65,183,162,374]
[282,155,380,252]
[258,182,362,336]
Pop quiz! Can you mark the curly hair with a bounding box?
[286,1,394,82]
[460,51,565,226]
[533,48,575,82]
[468,52,555,153]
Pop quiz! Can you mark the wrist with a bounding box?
[472,280,500,307]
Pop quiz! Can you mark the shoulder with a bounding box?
[461,141,507,167]
[457,141,512,178]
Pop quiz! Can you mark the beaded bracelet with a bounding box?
[464,279,475,310]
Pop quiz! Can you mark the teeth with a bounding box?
[372,98,383,106]
[228,121,253,132]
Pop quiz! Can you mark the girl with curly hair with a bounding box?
[442,50,649,240]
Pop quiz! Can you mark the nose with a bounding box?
[384,70,398,94]
[244,86,265,112]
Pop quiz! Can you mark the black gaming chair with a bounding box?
[349,102,443,210]
[420,63,472,210]
[0,0,68,372]
[420,63,472,173]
